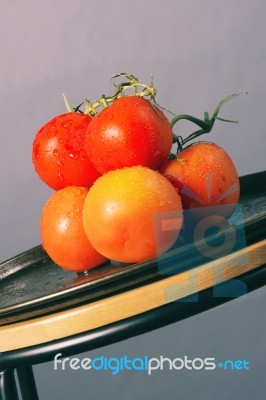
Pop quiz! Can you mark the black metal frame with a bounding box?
[1,264,265,399]
[16,367,39,400]
[0,369,19,400]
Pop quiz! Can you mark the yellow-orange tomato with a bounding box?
[83,166,183,263]
[41,186,108,271]
[160,142,240,218]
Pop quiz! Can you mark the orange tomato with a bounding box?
[160,142,240,218]
[41,186,108,271]
[83,166,183,263]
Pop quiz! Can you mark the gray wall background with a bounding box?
[1,0,265,399]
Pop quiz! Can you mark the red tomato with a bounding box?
[85,96,173,174]
[41,186,108,271]
[32,112,101,190]
[82,166,183,263]
[160,142,240,218]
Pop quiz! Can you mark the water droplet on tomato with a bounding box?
[67,211,74,218]
[53,149,60,157]
[58,173,65,181]
[50,126,57,136]
[58,139,63,144]
[69,152,79,160]
[62,119,73,128]
[74,207,80,213]
[57,160,64,167]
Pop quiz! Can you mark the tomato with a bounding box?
[40,186,108,271]
[82,166,183,263]
[32,112,101,190]
[85,96,173,174]
[159,142,240,218]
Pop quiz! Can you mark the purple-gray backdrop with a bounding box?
[1,1,265,399]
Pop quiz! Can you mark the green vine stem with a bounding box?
[63,73,246,154]
[170,92,247,152]
[83,73,160,116]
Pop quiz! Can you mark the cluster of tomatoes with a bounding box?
[32,74,241,272]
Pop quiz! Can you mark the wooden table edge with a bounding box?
[0,239,265,353]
